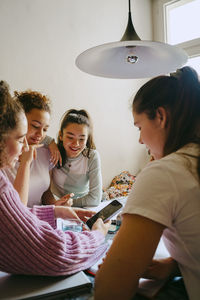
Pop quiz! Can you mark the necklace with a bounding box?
[67,160,72,168]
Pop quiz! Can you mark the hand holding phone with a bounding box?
[86,200,123,229]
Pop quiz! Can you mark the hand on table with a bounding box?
[142,257,179,281]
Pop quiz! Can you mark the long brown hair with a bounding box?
[57,109,96,168]
[132,66,200,178]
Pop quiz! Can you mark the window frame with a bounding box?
[152,0,200,59]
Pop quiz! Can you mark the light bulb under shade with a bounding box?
[75,40,188,79]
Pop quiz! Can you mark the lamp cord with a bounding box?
[128,0,131,13]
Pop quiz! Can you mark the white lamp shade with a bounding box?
[75,40,188,79]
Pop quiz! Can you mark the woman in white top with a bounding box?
[95,67,200,300]
[4,90,72,207]
[51,109,102,207]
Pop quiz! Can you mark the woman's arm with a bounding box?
[42,136,62,166]
[94,213,165,300]
[14,145,40,205]
[42,171,73,206]
[42,186,73,206]
[73,151,102,207]
[0,180,108,276]
[142,257,180,280]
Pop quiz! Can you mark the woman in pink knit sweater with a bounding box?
[0,81,109,276]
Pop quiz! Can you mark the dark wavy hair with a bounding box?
[132,66,200,178]
[57,109,96,168]
[14,90,51,114]
[0,81,24,168]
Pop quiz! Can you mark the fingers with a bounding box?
[68,199,73,205]
[55,199,73,207]
[54,199,66,206]
[59,153,62,167]
[55,194,74,207]
[55,206,81,221]
[66,199,73,207]
[91,218,109,236]
[62,193,74,200]
[84,210,96,216]
[74,208,95,217]
[50,151,60,166]
[73,208,96,223]
[61,194,74,206]
[33,148,37,160]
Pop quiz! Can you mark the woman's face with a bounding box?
[25,108,50,145]
[133,108,168,160]
[5,112,28,168]
[60,123,89,158]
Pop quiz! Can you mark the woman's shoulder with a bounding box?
[139,144,199,182]
[87,149,101,163]
[88,149,99,158]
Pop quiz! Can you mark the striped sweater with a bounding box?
[0,170,106,276]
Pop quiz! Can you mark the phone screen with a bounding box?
[86,200,123,229]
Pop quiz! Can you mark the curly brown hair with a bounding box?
[14,90,51,114]
[0,81,24,168]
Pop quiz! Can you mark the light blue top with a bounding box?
[51,149,102,207]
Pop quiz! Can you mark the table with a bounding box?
[57,198,127,300]
[58,198,170,300]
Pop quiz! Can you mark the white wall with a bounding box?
[0,0,152,188]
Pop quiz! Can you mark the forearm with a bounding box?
[42,135,54,147]
[95,214,165,300]
[72,185,102,207]
[142,257,181,281]
[72,193,100,208]
[13,161,31,206]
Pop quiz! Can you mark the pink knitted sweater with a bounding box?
[0,170,107,276]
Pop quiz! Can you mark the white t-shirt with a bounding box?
[3,147,53,207]
[123,143,200,300]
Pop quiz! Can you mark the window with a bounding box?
[165,0,200,45]
[153,0,200,74]
[186,55,200,74]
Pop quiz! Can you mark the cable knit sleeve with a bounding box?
[30,205,57,229]
[0,172,107,276]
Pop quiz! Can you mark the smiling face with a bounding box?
[133,108,168,160]
[60,123,89,158]
[25,108,50,145]
[5,112,28,168]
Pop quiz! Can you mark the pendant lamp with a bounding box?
[75,0,188,79]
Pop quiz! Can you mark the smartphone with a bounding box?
[86,200,123,229]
